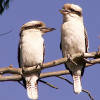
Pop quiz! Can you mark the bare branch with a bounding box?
[83,51,100,58]
[0,66,22,75]
[82,89,94,100]
[39,79,58,89]
[0,51,99,82]
[55,76,94,100]
[0,30,12,37]
[22,51,100,74]
[0,70,70,81]
[40,70,70,78]
[18,81,25,88]
[86,58,100,66]
[0,51,98,99]
[0,75,22,81]
[56,76,73,85]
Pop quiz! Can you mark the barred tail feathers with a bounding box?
[73,75,82,94]
[25,75,39,100]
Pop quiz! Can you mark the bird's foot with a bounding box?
[67,54,78,66]
[35,63,42,69]
[83,58,92,64]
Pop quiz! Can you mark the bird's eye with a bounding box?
[70,8,75,12]
[70,8,81,16]
[76,11,81,16]
[34,24,42,28]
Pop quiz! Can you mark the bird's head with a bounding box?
[59,4,83,18]
[20,20,55,35]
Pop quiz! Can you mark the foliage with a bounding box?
[0,0,10,14]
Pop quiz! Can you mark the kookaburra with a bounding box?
[59,4,88,94]
[18,20,55,100]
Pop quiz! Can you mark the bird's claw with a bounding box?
[35,63,42,69]
[83,58,92,64]
[67,54,78,66]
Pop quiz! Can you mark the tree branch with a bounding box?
[56,76,73,85]
[0,51,99,82]
[56,76,94,100]
[82,89,94,100]
[0,75,22,81]
[0,51,98,100]
[40,70,70,78]
[39,79,58,89]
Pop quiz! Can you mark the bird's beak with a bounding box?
[40,27,56,33]
[59,9,70,14]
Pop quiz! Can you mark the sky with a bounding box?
[0,0,100,100]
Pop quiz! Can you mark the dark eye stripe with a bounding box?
[24,26,34,30]
[34,24,42,28]
[21,24,42,31]
[75,11,81,16]
[70,8,75,12]
[69,8,81,16]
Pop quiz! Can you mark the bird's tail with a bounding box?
[25,75,39,100]
[73,74,82,94]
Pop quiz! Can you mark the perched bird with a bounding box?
[59,4,88,94]
[18,20,55,100]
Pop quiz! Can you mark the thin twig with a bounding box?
[55,76,94,100]
[0,30,13,37]
[56,76,73,85]
[18,81,25,88]
[82,89,94,100]
[39,79,58,89]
